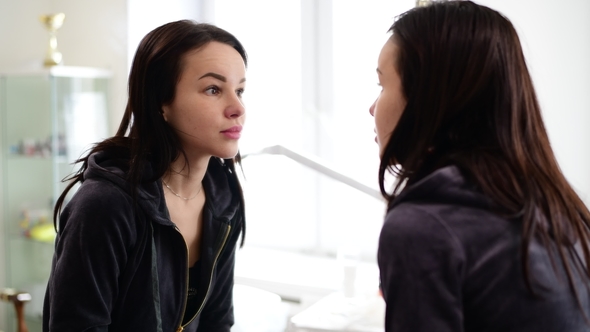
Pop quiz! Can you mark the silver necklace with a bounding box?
[162,179,202,201]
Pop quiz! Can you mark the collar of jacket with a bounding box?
[84,151,241,227]
[390,165,493,211]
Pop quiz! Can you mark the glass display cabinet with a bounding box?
[0,66,111,331]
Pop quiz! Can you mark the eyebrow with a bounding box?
[376,68,383,75]
[199,72,246,83]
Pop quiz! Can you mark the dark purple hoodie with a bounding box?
[378,165,590,332]
[43,151,244,332]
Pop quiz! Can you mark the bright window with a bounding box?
[214,0,413,263]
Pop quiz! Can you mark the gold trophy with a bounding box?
[39,13,65,67]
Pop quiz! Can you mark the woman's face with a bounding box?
[162,41,246,160]
[370,39,407,157]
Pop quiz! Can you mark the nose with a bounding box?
[369,100,376,117]
[225,93,245,119]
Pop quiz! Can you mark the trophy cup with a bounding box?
[39,13,65,67]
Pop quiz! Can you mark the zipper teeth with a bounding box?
[180,224,232,329]
[177,226,190,332]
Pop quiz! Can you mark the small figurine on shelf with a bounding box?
[9,136,59,158]
[18,208,56,243]
[56,133,67,156]
[22,138,37,156]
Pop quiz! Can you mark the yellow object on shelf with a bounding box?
[29,223,56,243]
[17,207,56,243]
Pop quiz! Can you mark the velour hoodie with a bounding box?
[43,150,244,332]
[378,165,590,332]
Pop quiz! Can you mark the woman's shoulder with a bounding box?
[378,203,467,283]
[384,195,516,253]
[62,176,134,222]
[387,165,514,240]
[382,202,465,250]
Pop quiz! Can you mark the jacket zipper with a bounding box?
[175,225,190,332]
[177,224,231,332]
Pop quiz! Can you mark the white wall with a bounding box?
[0,0,128,133]
[475,0,590,203]
[127,0,203,70]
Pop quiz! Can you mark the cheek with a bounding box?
[380,92,406,126]
[164,105,197,134]
[374,99,395,135]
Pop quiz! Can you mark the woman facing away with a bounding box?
[43,20,247,332]
[370,1,590,331]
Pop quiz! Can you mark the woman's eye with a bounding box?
[205,86,220,95]
[236,88,245,98]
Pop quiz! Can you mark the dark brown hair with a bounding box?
[379,0,590,306]
[55,20,248,243]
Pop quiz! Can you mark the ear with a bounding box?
[161,105,169,122]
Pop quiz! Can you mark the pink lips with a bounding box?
[221,125,242,139]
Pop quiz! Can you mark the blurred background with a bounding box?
[0,0,588,331]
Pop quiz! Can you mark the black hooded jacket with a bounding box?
[43,150,244,332]
[378,165,590,332]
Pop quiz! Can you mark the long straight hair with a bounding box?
[54,20,248,244]
[379,0,590,306]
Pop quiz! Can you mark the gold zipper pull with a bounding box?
[176,327,184,332]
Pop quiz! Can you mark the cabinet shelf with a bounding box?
[7,234,55,246]
[6,154,69,163]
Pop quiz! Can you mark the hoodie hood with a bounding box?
[391,165,494,212]
[83,150,240,226]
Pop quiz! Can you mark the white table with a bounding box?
[287,292,385,332]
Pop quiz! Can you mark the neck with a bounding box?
[163,156,210,199]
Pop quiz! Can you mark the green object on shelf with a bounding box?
[29,223,56,243]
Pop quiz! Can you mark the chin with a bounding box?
[214,147,240,160]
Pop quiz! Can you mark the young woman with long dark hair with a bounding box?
[43,20,247,332]
[371,1,590,331]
